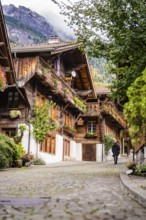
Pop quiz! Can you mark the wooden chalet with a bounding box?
[9,37,96,162]
[75,85,127,161]
[0,1,127,163]
[0,1,28,137]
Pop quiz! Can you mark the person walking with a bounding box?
[112,139,120,164]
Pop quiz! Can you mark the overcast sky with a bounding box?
[1,0,77,33]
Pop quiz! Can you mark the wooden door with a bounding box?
[82,144,96,161]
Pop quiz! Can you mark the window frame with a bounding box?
[87,121,96,133]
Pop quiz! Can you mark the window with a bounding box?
[40,135,56,155]
[7,92,19,108]
[63,139,70,157]
[63,112,73,127]
[87,121,96,133]
[2,128,17,137]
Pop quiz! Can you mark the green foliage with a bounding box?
[85,132,97,137]
[103,135,114,156]
[33,158,46,165]
[54,79,59,87]
[64,125,77,132]
[126,161,136,170]
[124,68,146,144]
[0,133,20,168]
[33,101,58,143]
[63,88,69,96]
[54,0,146,103]
[9,110,21,119]
[16,142,26,159]
[73,97,86,112]
[134,164,146,176]
[19,125,27,133]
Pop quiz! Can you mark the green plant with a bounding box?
[33,158,46,165]
[103,135,114,156]
[42,67,49,75]
[134,164,146,176]
[126,161,136,170]
[73,97,86,112]
[64,88,69,96]
[64,125,77,132]
[16,142,26,159]
[33,101,58,143]
[13,125,27,144]
[0,134,20,168]
[9,110,21,119]
[54,79,59,88]
[19,125,27,132]
[85,132,97,137]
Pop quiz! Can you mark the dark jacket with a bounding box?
[112,142,120,156]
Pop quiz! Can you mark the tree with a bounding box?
[124,68,146,145]
[52,0,146,103]
[33,101,59,144]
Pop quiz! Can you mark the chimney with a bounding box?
[48,35,60,44]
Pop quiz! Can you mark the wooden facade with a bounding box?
[0,1,28,136]
[0,2,128,163]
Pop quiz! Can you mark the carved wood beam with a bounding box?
[61,103,70,113]
[74,113,82,125]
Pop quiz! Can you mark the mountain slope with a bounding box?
[3,4,74,45]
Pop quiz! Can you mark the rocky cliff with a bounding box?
[3,4,74,45]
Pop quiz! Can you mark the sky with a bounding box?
[1,0,77,33]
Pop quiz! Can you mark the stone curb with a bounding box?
[120,174,146,208]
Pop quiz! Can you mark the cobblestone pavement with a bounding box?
[0,159,146,220]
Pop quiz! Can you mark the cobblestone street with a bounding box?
[0,159,146,220]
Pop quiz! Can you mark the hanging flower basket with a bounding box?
[0,66,7,92]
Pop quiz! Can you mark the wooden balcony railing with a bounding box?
[35,58,86,113]
[84,103,100,116]
[101,103,127,128]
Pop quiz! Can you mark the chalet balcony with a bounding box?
[101,104,127,128]
[63,125,77,137]
[0,108,27,120]
[35,59,86,113]
[83,103,100,116]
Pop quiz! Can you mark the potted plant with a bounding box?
[85,132,97,138]
[9,110,22,119]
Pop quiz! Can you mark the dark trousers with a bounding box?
[113,155,118,164]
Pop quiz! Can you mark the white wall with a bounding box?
[38,134,63,164]
[70,140,76,160]
[96,144,103,162]
[76,143,82,161]
[20,124,64,164]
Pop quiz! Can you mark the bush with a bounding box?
[134,164,146,176]
[126,161,136,170]
[0,134,20,168]
[16,142,26,158]
[33,158,46,165]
